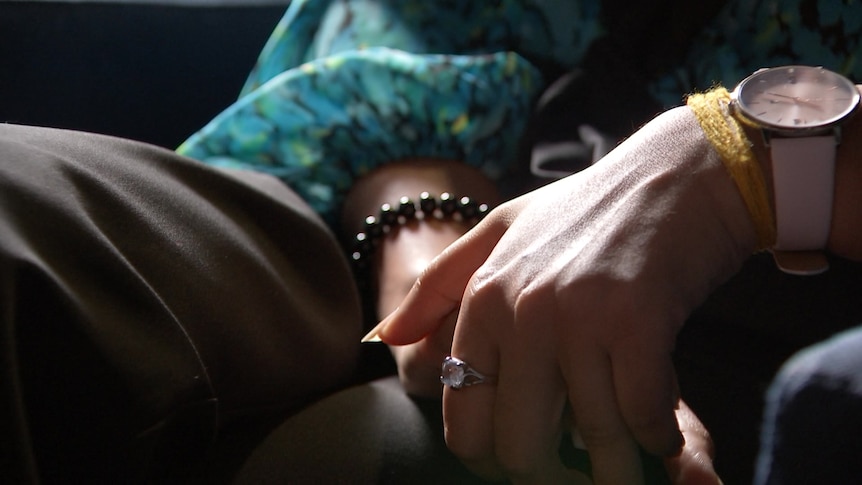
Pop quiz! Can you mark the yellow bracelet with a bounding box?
[687,87,776,250]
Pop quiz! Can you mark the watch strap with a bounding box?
[770,135,835,250]
[770,135,836,275]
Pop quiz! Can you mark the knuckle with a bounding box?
[634,424,682,456]
[464,272,506,308]
[576,421,631,451]
[494,445,543,479]
[443,428,490,464]
[395,346,446,398]
[628,416,673,449]
[633,408,669,431]
[513,283,557,316]
[621,399,682,454]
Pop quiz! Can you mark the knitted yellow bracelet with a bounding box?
[686,87,776,250]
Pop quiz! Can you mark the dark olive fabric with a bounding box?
[0,124,362,483]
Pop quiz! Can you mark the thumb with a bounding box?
[664,400,721,485]
[370,214,508,345]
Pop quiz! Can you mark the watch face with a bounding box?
[734,65,860,133]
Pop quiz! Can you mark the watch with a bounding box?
[731,65,860,274]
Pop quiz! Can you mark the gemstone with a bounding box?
[440,357,467,388]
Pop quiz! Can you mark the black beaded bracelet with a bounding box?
[350,192,491,292]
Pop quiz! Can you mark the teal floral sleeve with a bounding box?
[177,0,601,226]
[178,48,543,220]
[178,0,862,226]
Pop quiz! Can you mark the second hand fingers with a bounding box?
[493,334,578,483]
[565,345,645,485]
[613,338,683,457]
[664,400,720,485]
[377,213,509,345]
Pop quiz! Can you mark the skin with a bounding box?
[352,87,862,483]
[367,99,862,484]
[371,107,742,484]
[346,112,724,483]
[343,157,501,393]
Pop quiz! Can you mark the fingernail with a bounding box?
[361,331,381,343]
[361,325,383,342]
[360,317,389,343]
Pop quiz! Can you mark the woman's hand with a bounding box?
[374,106,756,483]
[344,157,501,397]
[665,400,721,485]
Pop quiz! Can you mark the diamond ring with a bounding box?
[440,356,494,389]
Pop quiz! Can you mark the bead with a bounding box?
[351,193,491,299]
[419,192,437,214]
[397,197,417,219]
[458,196,479,219]
[364,215,383,238]
[354,232,373,255]
[351,250,370,269]
[439,192,457,216]
[379,203,398,226]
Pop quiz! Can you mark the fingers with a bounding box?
[390,309,458,398]
[375,214,508,345]
[560,313,681,484]
[613,337,684,457]
[445,334,569,480]
[664,400,721,485]
[445,287,588,484]
[565,344,646,485]
[441,282,504,479]
[491,336,571,482]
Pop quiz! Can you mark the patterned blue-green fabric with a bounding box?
[179,49,543,220]
[238,0,602,97]
[178,0,862,225]
[652,0,862,107]
[178,0,601,225]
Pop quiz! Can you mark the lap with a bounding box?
[231,376,481,484]
[0,124,362,482]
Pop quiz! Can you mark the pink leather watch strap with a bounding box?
[770,135,836,274]
[771,135,835,249]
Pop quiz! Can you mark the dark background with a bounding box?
[0,0,290,149]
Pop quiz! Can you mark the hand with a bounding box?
[344,158,501,397]
[373,219,466,398]
[374,106,756,483]
[664,400,721,485]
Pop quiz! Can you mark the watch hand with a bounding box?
[765,92,823,109]
[766,91,798,100]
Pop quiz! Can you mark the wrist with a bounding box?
[672,106,762,258]
[733,84,862,265]
[686,88,776,251]
[826,85,862,261]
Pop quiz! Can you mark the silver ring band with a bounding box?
[440,356,494,389]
